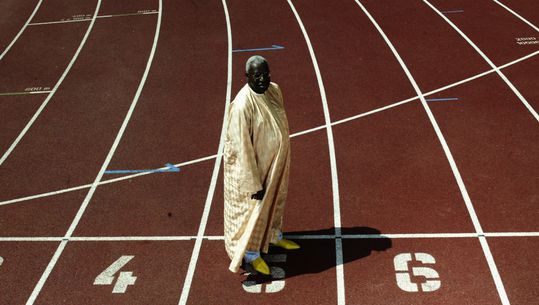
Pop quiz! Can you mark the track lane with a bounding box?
[428,0,539,65]
[25,1,163,303]
[0,0,42,59]
[488,237,539,305]
[424,73,539,232]
[187,0,339,304]
[359,0,490,93]
[352,1,511,303]
[0,22,89,93]
[0,13,157,201]
[493,0,539,30]
[290,0,416,122]
[502,54,539,111]
[72,0,228,238]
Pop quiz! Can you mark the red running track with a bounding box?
[0,0,537,304]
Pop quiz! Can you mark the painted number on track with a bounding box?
[515,37,538,45]
[242,254,286,293]
[94,255,137,293]
[0,256,3,267]
[394,253,441,292]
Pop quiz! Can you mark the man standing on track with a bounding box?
[223,55,300,275]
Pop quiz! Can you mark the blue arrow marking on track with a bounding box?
[441,9,464,14]
[164,163,180,172]
[104,163,180,174]
[232,44,285,53]
[425,97,460,102]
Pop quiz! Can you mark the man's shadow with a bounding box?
[241,226,391,285]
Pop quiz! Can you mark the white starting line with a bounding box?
[1,232,538,242]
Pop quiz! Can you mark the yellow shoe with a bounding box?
[272,239,300,250]
[250,257,270,275]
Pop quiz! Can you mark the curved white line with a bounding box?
[25,1,162,303]
[0,0,101,166]
[1,50,536,208]
[354,1,510,304]
[286,1,345,304]
[177,1,232,304]
[0,0,43,60]
[492,0,539,32]
[424,0,538,123]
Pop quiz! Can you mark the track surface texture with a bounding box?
[0,0,537,304]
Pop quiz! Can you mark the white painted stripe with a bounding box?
[26,240,67,304]
[485,232,539,237]
[177,1,232,304]
[3,232,539,242]
[25,1,162,303]
[0,90,52,96]
[479,236,511,304]
[343,233,477,239]
[492,0,539,32]
[0,237,62,242]
[356,1,510,304]
[28,11,160,26]
[0,0,43,60]
[0,1,102,167]
[424,0,538,123]
[335,238,346,304]
[97,11,159,19]
[28,19,90,26]
[70,236,194,241]
[29,90,52,94]
[1,50,536,207]
[286,1,345,304]
[0,154,217,207]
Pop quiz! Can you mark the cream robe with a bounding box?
[223,82,291,273]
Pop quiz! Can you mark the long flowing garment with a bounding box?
[223,82,291,273]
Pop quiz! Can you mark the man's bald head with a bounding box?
[245,55,271,94]
[245,55,268,73]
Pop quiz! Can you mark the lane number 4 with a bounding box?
[94,255,137,294]
[394,252,441,292]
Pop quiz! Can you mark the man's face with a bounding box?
[246,61,271,94]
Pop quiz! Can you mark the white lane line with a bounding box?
[0,0,43,60]
[287,1,345,304]
[25,1,162,304]
[0,1,102,167]
[177,1,232,304]
[70,236,194,241]
[0,90,52,96]
[28,18,91,26]
[424,0,538,123]
[492,0,539,32]
[1,50,536,208]
[356,1,510,304]
[97,11,158,19]
[3,232,539,242]
[28,11,159,26]
[0,154,217,207]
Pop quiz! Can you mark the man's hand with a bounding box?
[251,189,265,200]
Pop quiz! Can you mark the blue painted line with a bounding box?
[441,9,464,14]
[232,44,285,53]
[104,163,180,174]
[425,97,460,102]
